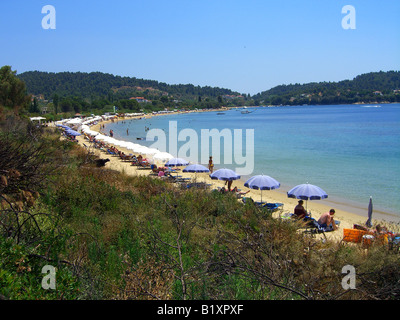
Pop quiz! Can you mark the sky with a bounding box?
[0,0,399,95]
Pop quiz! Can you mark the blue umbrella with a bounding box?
[183,164,210,187]
[209,168,240,181]
[244,174,280,203]
[287,183,328,210]
[165,158,189,167]
[66,129,81,136]
[183,164,209,173]
[366,196,373,228]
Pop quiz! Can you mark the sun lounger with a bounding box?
[181,182,212,189]
[107,149,118,156]
[137,161,151,169]
[300,218,341,239]
[242,197,284,212]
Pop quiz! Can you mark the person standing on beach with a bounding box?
[208,156,214,173]
[110,129,113,137]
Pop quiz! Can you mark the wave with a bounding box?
[361,105,381,108]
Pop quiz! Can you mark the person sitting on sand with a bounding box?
[293,200,309,219]
[317,209,338,230]
[231,186,250,196]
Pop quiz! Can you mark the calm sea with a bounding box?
[105,104,400,220]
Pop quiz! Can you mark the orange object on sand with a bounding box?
[343,228,369,243]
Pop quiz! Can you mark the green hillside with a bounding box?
[253,71,400,105]
[15,69,400,116]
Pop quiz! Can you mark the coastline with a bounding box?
[71,111,399,242]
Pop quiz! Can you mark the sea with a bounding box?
[104,103,400,222]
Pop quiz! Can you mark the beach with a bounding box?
[69,113,399,242]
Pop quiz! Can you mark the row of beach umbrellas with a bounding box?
[162,159,327,205]
[57,118,375,224]
[56,117,374,226]
[163,161,331,211]
[205,166,373,226]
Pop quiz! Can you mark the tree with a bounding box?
[0,66,31,111]
[29,97,40,114]
[52,94,59,114]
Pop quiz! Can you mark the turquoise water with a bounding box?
[106,104,400,219]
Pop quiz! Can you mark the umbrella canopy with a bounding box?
[65,129,81,136]
[209,168,240,181]
[287,183,327,211]
[153,152,174,164]
[287,183,328,201]
[244,174,280,203]
[165,158,189,167]
[30,116,46,121]
[366,196,373,228]
[183,164,210,173]
[244,175,280,190]
[66,118,83,124]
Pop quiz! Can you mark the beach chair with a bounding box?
[106,149,117,156]
[137,161,151,169]
[259,202,284,212]
[301,218,339,239]
[149,164,161,175]
[181,181,212,190]
[130,156,139,166]
[119,153,133,162]
[164,172,190,183]
[242,197,283,212]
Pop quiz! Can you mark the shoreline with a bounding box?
[72,111,398,241]
[105,110,399,220]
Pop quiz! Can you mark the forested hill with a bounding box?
[17,70,400,108]
[253,71,400,105]
[17,71,239,102]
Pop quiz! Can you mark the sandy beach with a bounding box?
[71,113,398,242]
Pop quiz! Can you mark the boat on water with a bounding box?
[240,106,253,114]
[217,112,225,115]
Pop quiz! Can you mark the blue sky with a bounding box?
[0,0,399,94]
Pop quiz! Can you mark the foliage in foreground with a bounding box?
[1,120,400,300]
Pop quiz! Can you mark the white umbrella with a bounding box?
[153,152,174,164]
[66,118,83,124]
[142,148,160,157]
